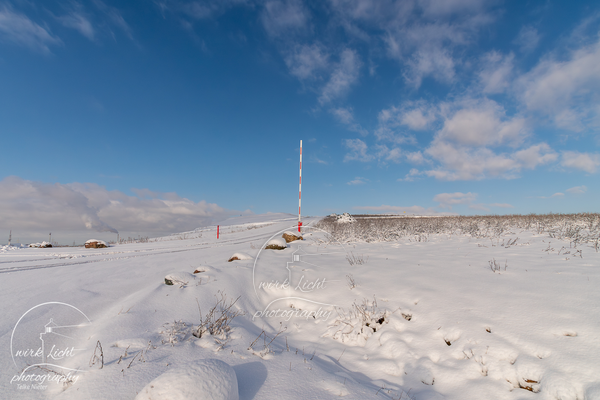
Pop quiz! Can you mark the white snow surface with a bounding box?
[1,214,599,400]
[135,358,238,400]
[213,212,297,227]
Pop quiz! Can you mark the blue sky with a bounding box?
[0,0,599,242]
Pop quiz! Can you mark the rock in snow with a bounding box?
[135,359,239,400]
[164,271,196,286]
[227,252,252,262]
[282,231,303,243]
[85,239,108,248]
[265,237,287,250]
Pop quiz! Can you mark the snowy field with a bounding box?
[1,212,599,400]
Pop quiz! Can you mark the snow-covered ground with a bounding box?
[1,213,599,400]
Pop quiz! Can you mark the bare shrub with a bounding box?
[160,320,189,345]
[489,258,507,273]
[248,323,286,358]
[346,274,357,289]
[324,297,389,345]
[89,340,104,369]
[193,292,244,341]
[346,252,368,266]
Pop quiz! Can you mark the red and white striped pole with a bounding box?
[298,139,302,233]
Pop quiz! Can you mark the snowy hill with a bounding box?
[1,213,599,400]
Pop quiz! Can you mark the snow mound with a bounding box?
[265,237,287,249]
[0,245,21,253]
[164,271,196,286]
[28,241,52,248]
[135,359,239,400]
[228,252,252,262]
[334,213,356,223]
[85,239,107,244]
[193,264,213,274]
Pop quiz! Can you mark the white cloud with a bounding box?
[561,151,600,173]
[433,192,477,209]
[418,0,486,17]
[468,203,489,211]
[309,155,328,165]
[479,51,513,94]
[92,0,133,40]
[343,138,373,162]
[328,0,415,32]
[403,47,456,87]
[330,107,368,135]
[347,177,367,185]
[400,108,436,130]
[375,144,403,163]
[285,43,329,80]
[382,9,494,88]
[378,101,437,132]
[405,151,427,164]
[424,141,556,181]
[399,98,559,181]
[399,168,422,181]
[566,185,587,194]
[343,139,404,164]
[180,2,219,19]
[157,0,249,20]
[438,99,527,147]
[519,38,600,132]
[513,143,558,169]
[537,192,567,199]
[261,0,308,37]
[374,101,431,144]
[319,48,361,104]
[489,203,514,208]
[513,25,540,53]
[0,176,234,237]
[331,107,354,124]
[58,12,95,40]
[0,7,61,53]
[374,127,416,145]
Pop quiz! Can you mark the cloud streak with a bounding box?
[0,6,60,53]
